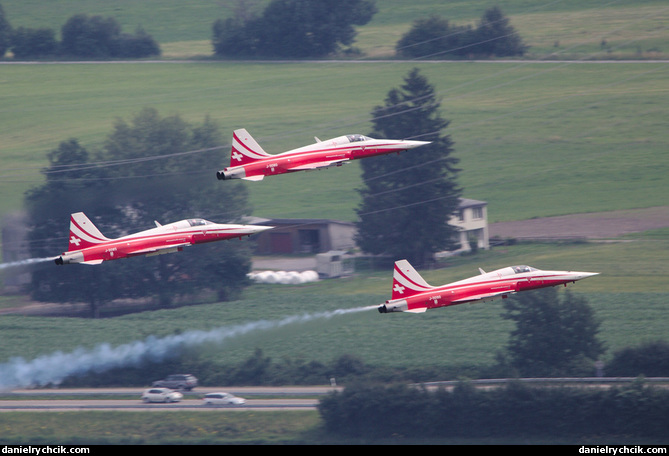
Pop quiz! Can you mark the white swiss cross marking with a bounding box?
[393,284,405,294]
[70,236,81,246]
[232,151,243,162]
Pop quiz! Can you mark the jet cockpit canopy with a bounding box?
[188,219,214,227]
[346,134,371,143]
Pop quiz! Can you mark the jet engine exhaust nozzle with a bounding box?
[54,251,83,265]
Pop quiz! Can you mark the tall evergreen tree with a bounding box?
[355,68,461,267]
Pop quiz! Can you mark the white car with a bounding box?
[141,388,183,403]
[202,392,246,406]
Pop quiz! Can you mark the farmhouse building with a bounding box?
[251,218,357,255]
[249,198,489,256]
[449,198,490,253]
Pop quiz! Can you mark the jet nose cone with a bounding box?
[572,272,599,281]
[404,140,431,149]
[251,225,274,234]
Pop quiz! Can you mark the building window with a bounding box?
[472,207,483,219]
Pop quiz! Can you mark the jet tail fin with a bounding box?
[391,259,434,300]
[68,212,111,251]
[230,128,272,167]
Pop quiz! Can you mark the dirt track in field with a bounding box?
[489,206,669,240]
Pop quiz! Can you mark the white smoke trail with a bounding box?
[0,257,57,270]
[0,305,378,390]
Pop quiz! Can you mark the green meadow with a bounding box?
[1,61,667,224]
[1,0,668,223]
[1,239,667,369]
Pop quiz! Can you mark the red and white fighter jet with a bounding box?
[216,128,430,181]
[55,212,273,265]
[378,260,598,313]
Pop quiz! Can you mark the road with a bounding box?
[2,380,667,411]
[0,386,339,412]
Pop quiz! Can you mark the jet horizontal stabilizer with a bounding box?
[405,307,428,313]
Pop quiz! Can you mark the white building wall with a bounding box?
[448,199,489,252]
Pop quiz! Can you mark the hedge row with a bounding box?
[318,380,669,439]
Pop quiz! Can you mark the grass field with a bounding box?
[1,240,667,370]
[1,0,668,223]
[1,61,667,224]
[0,410,324,444]
[3,409,660,445]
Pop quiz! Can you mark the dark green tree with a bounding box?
[25,139,123,317]
[25,109,253,316]
[396,15,472,59]
[355,68,461,267]
[60,14,121,58]
[10,26,58,58]
[395,7,527,59]
[469,6,527,57]
[0,2,11,58]
[213,0,376,58]
[606,340,669,377]
[60,14,160,58]
[114,27,160,58]
[500,288,606,377]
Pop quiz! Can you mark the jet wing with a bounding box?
[290,159,350,171]
[451,290,516,304]
[242,175,264,181]
[130,243,191,257]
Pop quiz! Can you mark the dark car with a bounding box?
[152,374,198,391]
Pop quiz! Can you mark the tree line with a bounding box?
[1,2,527,60]
[318,379,669,439]
[396,6,528,59]
[213,2,527,59]
[0,5,159,59]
